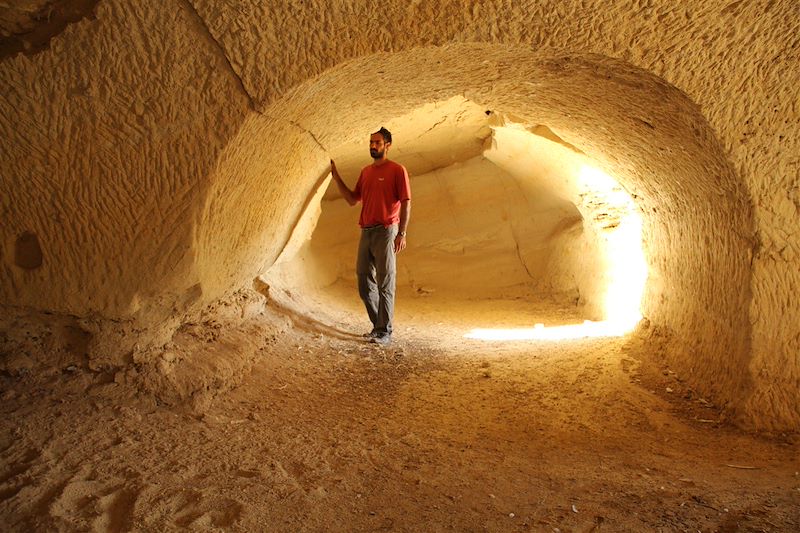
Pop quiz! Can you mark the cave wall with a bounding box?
[0,0,251,321]
[1,0,797,429]
[310,155,586,302]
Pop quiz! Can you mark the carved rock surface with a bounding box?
[0,0,797,430]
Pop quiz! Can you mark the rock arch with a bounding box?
[196,46,754,423]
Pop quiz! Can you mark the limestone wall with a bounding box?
[1,0,797,429]
[311,155,586,301]
[0,0,250,321]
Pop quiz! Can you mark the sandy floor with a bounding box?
[1,284,798,532]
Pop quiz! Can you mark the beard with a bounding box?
[370,148,384,159]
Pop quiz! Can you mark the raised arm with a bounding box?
[330,160,358,206]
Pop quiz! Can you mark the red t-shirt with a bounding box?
[353,160,411,228]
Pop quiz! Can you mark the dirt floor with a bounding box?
[1,284,798,532]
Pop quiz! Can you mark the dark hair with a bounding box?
[374,127,392,144]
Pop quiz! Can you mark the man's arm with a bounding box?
[394,199,411,253]
[330,160,358,206]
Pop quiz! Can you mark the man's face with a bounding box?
[369,134,389,159]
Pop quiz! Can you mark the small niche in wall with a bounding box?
[14,231,43,270]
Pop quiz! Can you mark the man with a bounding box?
[330,127,411,346]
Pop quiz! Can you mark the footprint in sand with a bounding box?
[0,447,40,503]
[170,488,244,528]
[47,467,140,533]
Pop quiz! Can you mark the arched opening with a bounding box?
[263,96,647,341]
[194,44,753,415]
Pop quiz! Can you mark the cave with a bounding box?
[1,1,798,530]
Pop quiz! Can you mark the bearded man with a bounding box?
[330,127,411,346]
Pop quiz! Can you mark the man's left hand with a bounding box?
[394,234,406,254]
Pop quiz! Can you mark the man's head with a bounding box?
[369,127,392,160]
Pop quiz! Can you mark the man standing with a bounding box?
[330,127,411,346]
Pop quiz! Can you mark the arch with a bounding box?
[195,44,754,415]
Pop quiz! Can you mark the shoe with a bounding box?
[370,333,391,346]
[362,329,379,339]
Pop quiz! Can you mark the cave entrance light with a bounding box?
[465,161,647,342]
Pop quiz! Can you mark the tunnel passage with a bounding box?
[0,25,767,423]
[266,96,647,339]
[196,45,754,420]
[1,2,794,433]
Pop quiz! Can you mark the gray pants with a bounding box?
[356,224,398,335]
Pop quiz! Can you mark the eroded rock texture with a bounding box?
[1,0,798,430]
